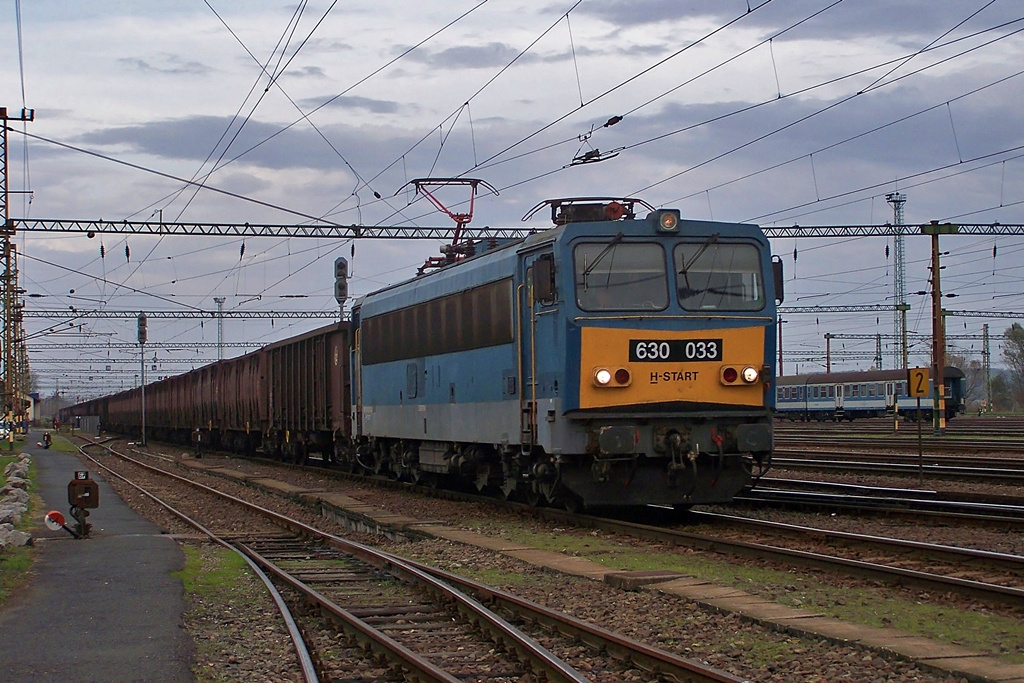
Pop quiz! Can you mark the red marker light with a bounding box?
[614,368,631,384]
[722,367,738,383]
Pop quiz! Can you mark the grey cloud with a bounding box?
[580,1,1021,42]
[118,56,212,76]
[286,66,328,79]
[396,42,529,69]
[300,95,403,115]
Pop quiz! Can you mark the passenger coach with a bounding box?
[775,366,967,422]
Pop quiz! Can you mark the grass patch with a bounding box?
[468,521,1024,662]
[173,544,250,597]
[458,567,536,587]
[0,545,35,605]
[174,544,267,683]
[46,434,80,453]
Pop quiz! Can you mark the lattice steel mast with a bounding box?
[886,191,908,371]
[1,107,33,424]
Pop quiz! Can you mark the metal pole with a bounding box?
[777,319,785,377]
[137,312,147,446]
[214,296,225,360]
[930,232,946,435]
[916,396,923,485]
[140,341,146,446]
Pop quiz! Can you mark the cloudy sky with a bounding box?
[2,1,1022,400]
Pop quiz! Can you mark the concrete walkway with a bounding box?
[0,434,194,683]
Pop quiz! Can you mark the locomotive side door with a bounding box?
[518,249,557,449]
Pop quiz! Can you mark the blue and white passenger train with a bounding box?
[775,367,966,422]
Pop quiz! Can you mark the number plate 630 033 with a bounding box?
[629,339,722,362]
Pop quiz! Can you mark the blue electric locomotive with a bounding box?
[350,198,783,509]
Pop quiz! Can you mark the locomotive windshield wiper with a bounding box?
[678,233,719,296]
[582,232,624,289]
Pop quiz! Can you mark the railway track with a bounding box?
[776,415,1024,437]
[769,453,1024,485]
[85,435,1024,613]
[775,435,1024,455]
[686,510,1024,606]
[747,476,1024,521]
[531,508,1024,610]
[77,438,750,683]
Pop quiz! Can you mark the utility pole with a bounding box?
[214,297,225,360]
[922,221,958,435]
[824,333,833,373]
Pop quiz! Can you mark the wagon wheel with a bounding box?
[335,444,355,473]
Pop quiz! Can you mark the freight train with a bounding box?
[61,197,783,510]
[775,366,967,422]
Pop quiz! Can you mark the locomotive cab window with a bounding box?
[674,241,765,311]
[574,241,668,311]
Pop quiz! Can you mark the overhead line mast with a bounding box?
[1,107,33,426]
[886,191,908,371]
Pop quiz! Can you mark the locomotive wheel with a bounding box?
[561,492,583,514]
[522,487,542,507]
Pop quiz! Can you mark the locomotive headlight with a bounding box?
[593,367,631,387]
[742,366,759,383]
[653,209,681,232]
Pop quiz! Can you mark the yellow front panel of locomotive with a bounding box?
[578,326,765,409]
